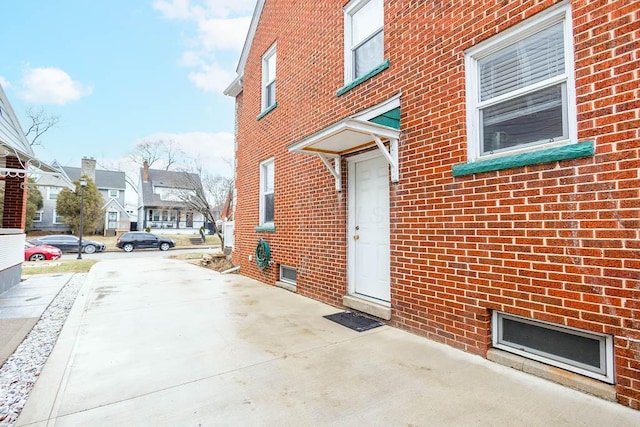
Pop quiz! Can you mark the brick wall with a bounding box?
[2,156,28,229]
[231,0,639,408]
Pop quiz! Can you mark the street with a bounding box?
[59,246,221,261]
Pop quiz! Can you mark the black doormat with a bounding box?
[323,311,384,332]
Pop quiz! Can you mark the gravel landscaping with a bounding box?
[0,274,85,426]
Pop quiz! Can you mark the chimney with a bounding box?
[143,160,149,182]
[81,157,96,182]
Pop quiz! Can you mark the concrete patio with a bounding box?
[14,258,640,426]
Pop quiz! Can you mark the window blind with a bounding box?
[479,22,565,101]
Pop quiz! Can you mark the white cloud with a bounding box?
[197,16,250,51]
[153,0,252,94]
[188,64,235,93]
[137,131,234,176]
[0,76,11,89]
[153,0,194,19]
[18,66,92,105]
[180,51,202,67]
[154,0,254,20]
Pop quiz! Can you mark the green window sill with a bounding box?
[257,102,278,121]
[336,60,390,97]
[452,141,594,177]
[255,224,276,232]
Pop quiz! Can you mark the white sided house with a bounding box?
[0,83,58,293]
[137,161,205,234]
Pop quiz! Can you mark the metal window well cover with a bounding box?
[323,311,384,332]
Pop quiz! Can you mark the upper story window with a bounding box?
[262,44,277,111]
[109,189,119,198]
[465,3,576,162]
[344,0,383,82]
[48,187,61,200]
[259,158,274,225]
[153,186,193,201]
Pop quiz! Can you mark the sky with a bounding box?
[0,0,256,190]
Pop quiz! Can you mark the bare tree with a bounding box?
[164,139,183,171]
[130,138,184,170]
[204,174,234,217]
[176,171,226,245]
[174,163,234,246]
[24,107,60,146]
[130,140,162,168]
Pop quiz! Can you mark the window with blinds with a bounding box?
[345,0,384,81]
[465,4,576,160]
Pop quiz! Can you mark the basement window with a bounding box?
[493,312,614,383]
[279,265,297,285]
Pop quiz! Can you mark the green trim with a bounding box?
[257,102,278,120]
[369,107,401,129]
[254,224,276,232]
[452,141,595,177]
[336,60,390,97]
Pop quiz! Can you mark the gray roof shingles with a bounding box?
[140,168,201,208]
[62,166,126,190]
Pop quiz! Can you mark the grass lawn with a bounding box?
[22,259,99,275]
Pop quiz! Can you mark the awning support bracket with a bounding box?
[317,153,342,191]
[372,135,399,183]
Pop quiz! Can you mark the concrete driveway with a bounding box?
[17,259,640,426]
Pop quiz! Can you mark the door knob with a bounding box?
[354,234,360,240]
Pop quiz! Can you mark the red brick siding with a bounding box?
[2,156,28,229]
[232,0,640,408]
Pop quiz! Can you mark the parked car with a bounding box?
[24,242,62,261]
[116,232,175,252]
[28,235,106,254]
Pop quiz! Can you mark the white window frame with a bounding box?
[259,158,274,225]
[52,209,63,224]
[261,44,277,111]
[464,2,577,162]
[493,312,614,383]
[48,187,61,200]
[107,211,118,229]
[279,265,297,285]
[33,211,43,222]
[344,0,384,83]
[109,189,119,198]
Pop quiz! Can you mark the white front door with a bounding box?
[348,153,390,302]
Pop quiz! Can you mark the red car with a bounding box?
[24,242,62,261]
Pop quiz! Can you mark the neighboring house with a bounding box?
[137,161,205,234]
[32,160,75,232]
[34,157,130,235]
[125,202,138,230]
[0,82,57,293]
[225,0,639,409]
[63,158,130,235]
